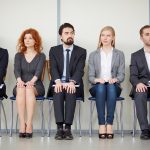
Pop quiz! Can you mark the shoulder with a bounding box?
[0,47,8,55]
[89,50,98,58]
[15,52,22,58]
[39,52,46,59]
[50,45,62,52]
[74,45,86,53]
[113,48,124,56]
[131,48,143,57]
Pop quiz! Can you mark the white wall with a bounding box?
[0,0,149,131]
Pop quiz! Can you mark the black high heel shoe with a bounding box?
[99,133,106,139]
[26,133,33,138]
[106,133,114,139]
[19,124,27,138]
[19,132,26,138]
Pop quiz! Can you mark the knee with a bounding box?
[107,84,116,92]
[25,87,35,96]
[96,84,105,94]
[135,92,147,98]
[16,87,25,96]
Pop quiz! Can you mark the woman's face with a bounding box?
[100,30,114,47]
[24,33,35,48]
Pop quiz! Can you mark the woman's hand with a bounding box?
[94,78,105,84]
[17,78,25,88]
[108,78,118,84]
[25,81,35,88]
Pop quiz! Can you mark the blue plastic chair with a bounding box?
[0,97,8,137]
[88,96,124,137]
[9,96,45,137]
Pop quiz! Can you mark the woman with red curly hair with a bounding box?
[13,28,46,138]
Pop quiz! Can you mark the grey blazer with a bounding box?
[88,48,125,85]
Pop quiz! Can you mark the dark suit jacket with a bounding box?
[47,44,86,100]
[0,48,8,84]
[130,48,150,97]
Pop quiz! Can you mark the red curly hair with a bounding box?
[17,28,43,54]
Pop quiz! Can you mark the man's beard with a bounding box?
[63,38,74,45]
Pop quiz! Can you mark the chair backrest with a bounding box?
[46,60,51,81]
[40,60,47,82]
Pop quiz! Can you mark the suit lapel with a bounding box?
[58,45,64,73]
[111,48,117,69]
[69,45,77,71]
[140,49,150,75]
[96,49,101,77]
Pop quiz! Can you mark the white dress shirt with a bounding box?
[100,48,113,82]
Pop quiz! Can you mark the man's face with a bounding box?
[60,27,75,45]
[141,28,150,47]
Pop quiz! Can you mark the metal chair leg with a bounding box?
[40,101,44,137]
[0,101,2,137]
[148,102,150,122]
[9,101,13,137]
[75,101,78,134]
[115,104,119,131]
[120,101,124,137]
[132,101,136,137]
[89,100,95,137]
[47,100,53,137]
[78,100,81,137]
[16,114,18,133]
[1,102,8,134]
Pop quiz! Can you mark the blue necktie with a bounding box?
[66,49,70,82]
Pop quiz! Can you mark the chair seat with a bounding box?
[132,98,150,101]
[9,96,45,101]
[88,96,124,101]
[47,97,83,101]
[0,97,4,101]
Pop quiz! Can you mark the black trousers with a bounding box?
[53,90,76,125]
[134,88,150,130]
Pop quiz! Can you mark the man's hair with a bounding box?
[139,25,150,36]
[59,23,75,35]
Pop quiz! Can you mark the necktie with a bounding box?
[66,49,70,82]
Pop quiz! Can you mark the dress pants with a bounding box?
[53,90,76,125]
[134,89,150,130]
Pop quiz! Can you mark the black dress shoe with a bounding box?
[26,133,33,138]
[64,129,73,140]
[19,132,26,138]
[140,129,150,140]
[55,128,64,140]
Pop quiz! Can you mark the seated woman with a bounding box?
[0,47,8,98]
[88,26,125,139]
[13,28,46,138]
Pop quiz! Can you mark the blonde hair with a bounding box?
[97,26,115,49]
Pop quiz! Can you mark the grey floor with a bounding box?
[0,133,150,150]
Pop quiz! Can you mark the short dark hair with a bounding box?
[59,23,75,35]
[139,25,150,36]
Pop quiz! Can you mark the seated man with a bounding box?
[0,47,8,98]
[47,23,86,140]
[130,25,150,140]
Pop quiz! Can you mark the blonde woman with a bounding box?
[88,26,125,139]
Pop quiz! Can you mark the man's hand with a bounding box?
[136,83,147,92]
[54,80,63,93]
[63,82,76,94]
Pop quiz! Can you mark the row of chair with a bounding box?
[2,94,149,138]
[0,60,150,137]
